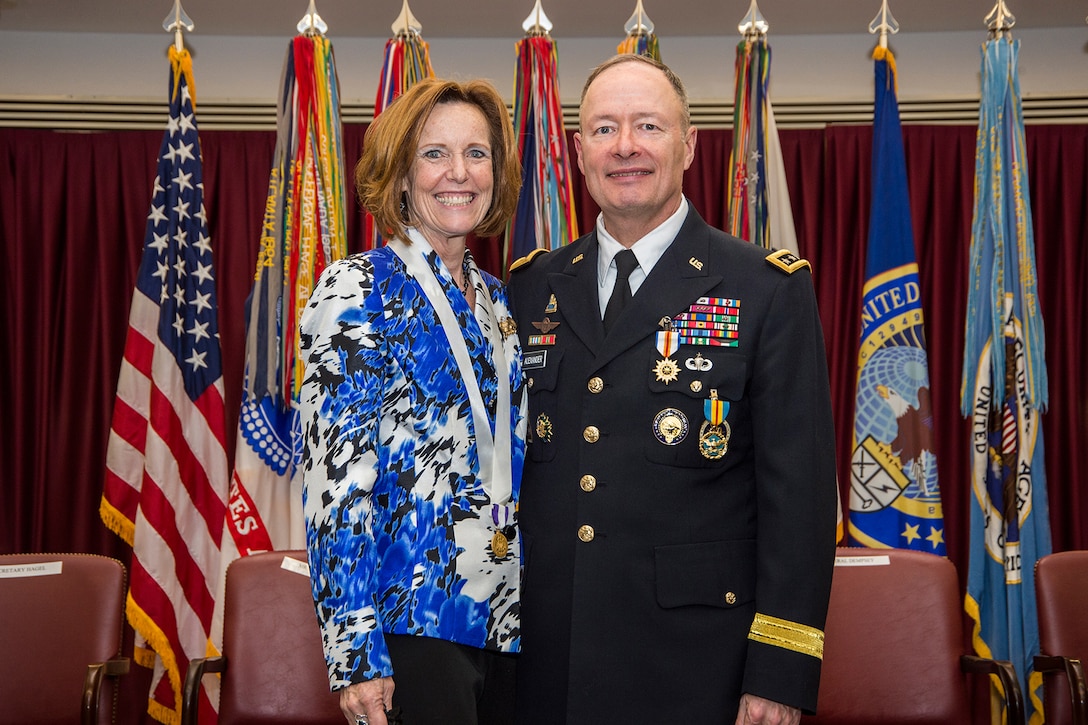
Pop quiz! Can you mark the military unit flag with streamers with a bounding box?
[366,25,434,250]
[726,33,798,255]
[848,47,945,555]
[215,33,347,650]
[101,46,229,724]
[505,32,579,270]
[961,35,1051,725]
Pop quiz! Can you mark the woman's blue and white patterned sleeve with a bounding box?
[299,256,392,688]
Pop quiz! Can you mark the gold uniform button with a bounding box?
[587,377,604,394]
[578,525,595,542]
[724,592,737,605]
[527,377,534,388]
[583,426,600,443]
[580,474,597,492]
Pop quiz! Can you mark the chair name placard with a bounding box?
[0,561,63,578]
[834,555,891,567]
[280,555,310,577]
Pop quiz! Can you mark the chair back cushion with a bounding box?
[218,550,342,724]
[0,553,126,725]
[802,547,970,724]
[1035,550,1088,725]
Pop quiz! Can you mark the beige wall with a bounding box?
[1,28,1086,107]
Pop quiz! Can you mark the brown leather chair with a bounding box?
[0,553,130,725]
[801,547,1024,725]
[1034,550,1088,725]
[181,549,342,724]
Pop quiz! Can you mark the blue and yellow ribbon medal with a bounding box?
[654,329,681,384]
[699,389,730,460]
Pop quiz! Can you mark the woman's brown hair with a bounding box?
[355,78,522,241]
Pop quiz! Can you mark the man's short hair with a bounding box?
[579,54,691,131]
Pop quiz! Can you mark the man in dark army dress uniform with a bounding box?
[508,54,838,725]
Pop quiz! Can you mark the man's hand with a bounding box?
[734,692,801,725]
[339,677,394,725]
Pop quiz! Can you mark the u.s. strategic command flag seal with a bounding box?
[847,47,946,552]
[848,264,945,554]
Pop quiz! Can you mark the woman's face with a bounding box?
[404,101,494,247]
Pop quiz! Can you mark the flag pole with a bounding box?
[162,0,193,53]
[618,0,661,60]
[985,0,1016,39]
[297,0,328,36]
[367,0,434,249]
[868,0,899,50]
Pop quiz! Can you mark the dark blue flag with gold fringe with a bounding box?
[848,47,945,554]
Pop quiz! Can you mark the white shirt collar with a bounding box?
[595,197,690,297]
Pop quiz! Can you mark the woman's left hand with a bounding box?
[340,676,395,725]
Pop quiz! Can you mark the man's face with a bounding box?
[574,61,697,242]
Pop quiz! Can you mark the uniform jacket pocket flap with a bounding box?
[524,348,562,392]
[654,539,756,609]
[647,349,747,399]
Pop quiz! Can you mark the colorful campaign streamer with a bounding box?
[505,16,579,272]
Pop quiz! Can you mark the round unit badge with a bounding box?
[652,408,689,445]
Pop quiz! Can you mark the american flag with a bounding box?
[101,46,229,724]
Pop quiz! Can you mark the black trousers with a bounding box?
[386,634,516,725]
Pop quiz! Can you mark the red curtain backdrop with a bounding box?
[3,122,1086,560]
[2,123,1086,693]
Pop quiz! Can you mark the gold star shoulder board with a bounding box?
[509,248,550,274]
[765,248,811,275]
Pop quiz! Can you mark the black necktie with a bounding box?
[603,249,639,334]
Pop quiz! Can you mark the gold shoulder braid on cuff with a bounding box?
[748,612,825,659]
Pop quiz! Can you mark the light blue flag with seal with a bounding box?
[961,35,1050,725]
[848,47,945,554]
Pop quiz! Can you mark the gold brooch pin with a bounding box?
[498,317,517,339]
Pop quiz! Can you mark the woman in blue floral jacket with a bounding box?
[299,78,525,725]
